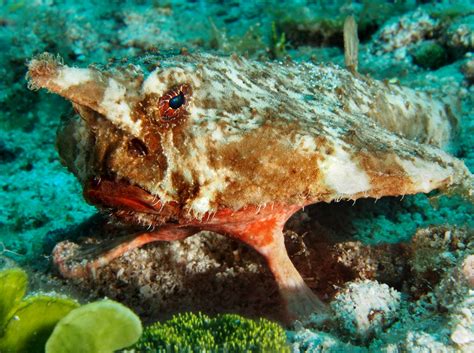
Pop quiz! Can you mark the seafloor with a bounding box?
[0,0,473,352]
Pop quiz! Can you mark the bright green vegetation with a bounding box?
[0,268,79,353]
[0,269,285,353]
[0,268,28,333]
[0,295,79,353]
[45,300,142,353]
[0,268,142,353]
[134,312,289,353]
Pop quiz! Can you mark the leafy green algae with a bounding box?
[0,268,79,353]
[0,295,79,353]
[45,300,142,353]
[0,268,27,334]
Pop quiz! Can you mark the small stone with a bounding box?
[451,325,474,346]
[462,59,474,84]
[139,284,153,299]
[461,255,474,288]
[445,14,474,52]
[331,279,401,341]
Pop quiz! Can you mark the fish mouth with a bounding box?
[84,178,180,225]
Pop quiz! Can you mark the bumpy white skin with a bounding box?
[28,53,472,218]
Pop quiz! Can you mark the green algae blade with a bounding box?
[0,295,79,353]
[0,268,28,334]
[45,299,142,353]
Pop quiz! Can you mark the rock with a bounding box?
[371,9,439,60]
[331,279,401,341]
[445,14,474,53]
[462,58,474,84]
[461,255,474,288]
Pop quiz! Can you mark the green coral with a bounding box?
[411,41,448,70]
[45,300,142,353]
[133,312,289,353]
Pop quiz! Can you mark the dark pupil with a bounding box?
[169,92,185,109]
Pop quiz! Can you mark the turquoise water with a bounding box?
[0,1,473,352]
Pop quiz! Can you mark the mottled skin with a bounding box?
[27,52,472,321]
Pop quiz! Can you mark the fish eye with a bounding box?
[158,84,190,122]
[169,92,185,109]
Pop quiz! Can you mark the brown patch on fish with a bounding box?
[214,124,332,209]
[171,171,200,205]
[356,152,414,198]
